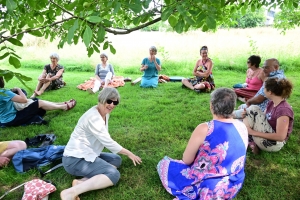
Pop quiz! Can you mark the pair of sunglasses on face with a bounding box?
[106,99,119,105]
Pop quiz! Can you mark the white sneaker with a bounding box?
[87,88,95,94]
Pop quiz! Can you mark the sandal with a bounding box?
[66,99,76,111]
[64,99,75,104]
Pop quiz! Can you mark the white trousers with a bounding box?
[92,72,112,93]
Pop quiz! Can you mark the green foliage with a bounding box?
[228,7,266,28]
[1,0,300,85]
[274,8,300,32]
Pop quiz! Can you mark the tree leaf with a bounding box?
[97,26,105,42]
[0,52,10,60]
[196,13,206,24]
[293,2,298,8]
[6,0,17,12]
[128,3,142,13]
[206,16,216,29]
[7,38,23,47]
[168,15,178,27]
[176,5,185,15]
[16,33,24,40]
[74,35,79,45]
[86,16,102,23]
[251,4,256,12]
[87,47,94,57]
[103,41,109,50]
[113,2,121,14]
[10,52,21,59]
[184,16,195,25]
[174,18,184,33]
[93,44,100,53]
[109,44,116,54]
[29,30,43,37]
[162,7,173,21]
[9,56,21,68]
[67,20,79,44]
[0,70,14,82]
[37,15,44,23]
[202,24,208,32]
[83,25,93,47]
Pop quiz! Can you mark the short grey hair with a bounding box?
[149,46,157,52]
[98,87,120,104]
[100,53,108,59]
[49,52,60,61]
[210,88,237,118]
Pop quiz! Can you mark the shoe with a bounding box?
[194,89,201,93]
[124,77,132,82]
[66,100,76,111]
[87,88,95,94]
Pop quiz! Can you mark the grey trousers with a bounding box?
[62,152,122,185]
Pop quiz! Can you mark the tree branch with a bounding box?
[105,17,162,34]
[0,17,76,44]
[49,0,75,17]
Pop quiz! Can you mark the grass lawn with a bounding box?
[1,27,300,199]
[0,66,299,200]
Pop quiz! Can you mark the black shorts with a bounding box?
[3,100,46,127]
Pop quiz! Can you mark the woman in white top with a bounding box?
[87,53,115,94]
[61,88,142,200]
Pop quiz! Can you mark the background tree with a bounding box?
[274,7,300,31]
[0,0,299,83]
[228,7,266,28]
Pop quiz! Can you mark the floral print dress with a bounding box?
[44,64,65,90]
[157,120,247,200]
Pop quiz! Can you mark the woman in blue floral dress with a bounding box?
[157,88,248,200]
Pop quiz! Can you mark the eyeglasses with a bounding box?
[106,99,119,105]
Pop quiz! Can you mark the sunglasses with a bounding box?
[247,61,251,64]
[106,99,119,105]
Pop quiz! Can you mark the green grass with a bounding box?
[1,27,300,199]
[0,66,299,200]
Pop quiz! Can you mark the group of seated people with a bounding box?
[0,48,295,200]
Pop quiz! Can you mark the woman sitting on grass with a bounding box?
[0,76,76,127]
[157,88,248,199]
[140,46,162,88]
[233,55,265,102]
[181,46,215,93]
[243,78,294,154]
[61,88,142,200]
[87,53,115,94]
[30,52,65,98]
[0,140,26,167]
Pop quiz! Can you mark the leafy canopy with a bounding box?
[0,0,299,82]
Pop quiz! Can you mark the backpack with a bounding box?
[25,134,57,148]
[12,145,65,173]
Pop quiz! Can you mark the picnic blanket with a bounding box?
[77,76,125,90]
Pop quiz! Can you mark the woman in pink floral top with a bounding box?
[157,88,248,199]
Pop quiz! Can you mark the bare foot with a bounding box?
[60,188,77,200]
[34,90,42,96]
[30,93,36,99]
[72,179,81,200]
